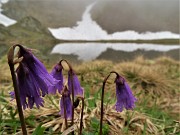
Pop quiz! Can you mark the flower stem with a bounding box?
[70,70,75,135]
[79,97,84,135]
[99,72,114,135]
[62,93,68,129]
[8,46,27,135]
[59,59,75,135]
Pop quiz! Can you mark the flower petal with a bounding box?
[68,71,83,97]
[60,91,72,119]
[13,45,59,109]
[115,76,137,112]
[50,64,64,94]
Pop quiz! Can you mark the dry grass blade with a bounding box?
[61,125,78,135]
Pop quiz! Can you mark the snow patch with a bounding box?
[49,2,180,41]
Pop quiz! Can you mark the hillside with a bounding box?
[0,16,58,58]
[2,0,179,33]
[2,0,91,28]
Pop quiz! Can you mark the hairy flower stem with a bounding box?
[8,45,27,135]
[99,71,118,135]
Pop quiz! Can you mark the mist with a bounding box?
[2,0,179,33]
[91,0,179,33]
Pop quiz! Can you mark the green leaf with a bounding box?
[32,124,45,135]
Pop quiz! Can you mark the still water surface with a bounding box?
[51,43,180,62]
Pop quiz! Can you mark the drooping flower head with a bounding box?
[114,74,137,112]
[60,86,72,119]
[49,63,63,94]
[68,69,84,97]
[10,45,59,109]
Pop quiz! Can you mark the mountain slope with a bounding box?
[0,16,58,56]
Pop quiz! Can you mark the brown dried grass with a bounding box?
[1,56,179,134]
[113,58,177,98]
[5,96,161,135]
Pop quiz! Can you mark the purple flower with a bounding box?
[10,45,58,109]
[68,70,84,97]
[60,89,72,119]
[49,64,63,94]
[9,91,15,101]
[115,75,137,112]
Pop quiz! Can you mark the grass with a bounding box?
[0,56,179,135]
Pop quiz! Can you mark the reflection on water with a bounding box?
[51,43,180,61]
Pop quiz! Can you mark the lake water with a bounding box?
[51,43,180,62]
[49,2,179,63]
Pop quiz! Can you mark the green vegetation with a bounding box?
[0,55,179,134]
[0,16,58,59]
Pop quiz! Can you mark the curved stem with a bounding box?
[110,71,119,77]
[7,45,27,135]
[70,69,75,135]
[99,73,111,135]
[59,59,73,70]
[59,59,75,135]
[99,71,119,135]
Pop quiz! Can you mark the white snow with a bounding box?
[49,2,180,41]
[0,0,16,27]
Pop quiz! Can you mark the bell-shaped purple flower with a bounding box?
[68,70,83,97]
[115,75,137,112]
[49,64,63,94]
[10,45,59,109]
[60,88,72,119]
